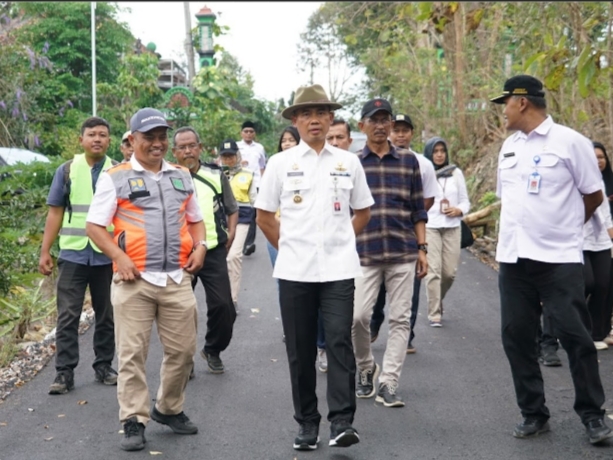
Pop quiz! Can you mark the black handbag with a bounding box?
[460,220,475,248]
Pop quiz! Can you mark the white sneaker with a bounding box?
[604,334,613,346]
[594,341,609,351]
[317,348,328,373]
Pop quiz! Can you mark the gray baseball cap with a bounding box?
[129,108,172,133]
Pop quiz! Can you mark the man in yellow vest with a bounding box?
[172,127,238,375]
[38,116,118,395]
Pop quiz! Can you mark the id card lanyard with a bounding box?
[528,155,541,194]
[332,177,342,214]
[438,177,450,212]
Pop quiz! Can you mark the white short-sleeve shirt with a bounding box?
[495,116,602,264]
[86,155,203,286]
[255,141,374,282]
[413,151,438,200]
[237,140,266,189]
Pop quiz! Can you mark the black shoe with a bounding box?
[585,418,613,444]
[48,371,74,395]
[94,363,118,385]
[200,350,224,374]
[356,362,380,398]
[151,406,198,435]
[243,243,256,256]
[293,421,319,450]
[406,343,416,354]
[120,417,146,451]
[513,417,550,438]
[370,330,379,343]
[189,365,195,380]
[538,349,562,367]
[375,382,405,407]
[329,420,360,447]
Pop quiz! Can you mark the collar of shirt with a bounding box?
[129,154,171,177]
[359,141,399,160]
[291,139,338,158]
[512,115,554,142]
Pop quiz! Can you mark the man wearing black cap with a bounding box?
[86,108,206,451]
[237,120,266,256]
[171,127,238,376]
[370,113,438,354]
[491,75,612,444]
[352,97,428,408]
[256,84,374,450]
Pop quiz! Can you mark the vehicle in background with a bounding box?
[0,147,50,167]
[349,131,366,154]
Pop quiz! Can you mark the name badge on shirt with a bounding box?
[528,172,541,194]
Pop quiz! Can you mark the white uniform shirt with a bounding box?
[583,180,613,252]
[495,116,602,264]
[86,155,203,287]
[237,140,266,189]
[413,151,439,200]
[426,168,470,228]
[255,140,374,282]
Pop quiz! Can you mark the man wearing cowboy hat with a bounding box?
[255,84,374,451]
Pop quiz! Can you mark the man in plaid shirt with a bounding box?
[351,98,429,407]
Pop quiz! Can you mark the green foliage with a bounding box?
[0,279,56,340]
[478,191,498,209]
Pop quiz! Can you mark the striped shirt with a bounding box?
[356,143,428,266]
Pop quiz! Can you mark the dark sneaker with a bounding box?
[151,406,198,435]
[538,349,562,367]
[293,421,319,450]
[585,418,613,444]
[200,350,224,374]
[329,420,360,447]
[243,243,256,256]
[370,326,380,343]
[513,417,550,438]
[356,362,380,399]
[120,417,146,451]
[48,371,74,395]
[406,343,416,354]
[375,382,405,408]
[189,365,195,380]
[94,363,118,385]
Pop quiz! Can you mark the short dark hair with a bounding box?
[513,95,547,109]
[331,118,351,137]
[172,126,201,146]
[80,116,110,135]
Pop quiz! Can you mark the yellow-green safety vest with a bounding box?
[192,167,226,250]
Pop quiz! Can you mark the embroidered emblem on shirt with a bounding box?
[335,162,347,172]
[170,177,186,191]
[292,163,299,171]
[128,178,147,192]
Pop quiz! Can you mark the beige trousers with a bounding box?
[425,226,461,322]
[227,223,249,304]
[111,273,197,425]
[352,263,415,385]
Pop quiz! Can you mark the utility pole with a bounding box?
[183,2,196,89]
[91,2,97,116]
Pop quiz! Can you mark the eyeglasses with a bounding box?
[366,117,392,126]
[174,143,199,152]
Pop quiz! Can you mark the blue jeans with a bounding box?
[268,241,326,349]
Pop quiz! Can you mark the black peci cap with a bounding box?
[490,75,545,104]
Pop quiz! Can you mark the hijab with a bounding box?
[222,149,244,178]
[424,136,457,178]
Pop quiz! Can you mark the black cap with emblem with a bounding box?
[490,75,545,104]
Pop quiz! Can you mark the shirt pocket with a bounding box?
[282,177,311,203]
[329,176,353,202]
[537,152,563,187]
[498,155,519,186]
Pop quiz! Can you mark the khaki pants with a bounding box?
[227,223,249,304]
[111,273,197,425]
[425,227,461,322]
[352,263,415,385]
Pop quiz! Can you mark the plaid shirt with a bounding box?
[356,143,428,266]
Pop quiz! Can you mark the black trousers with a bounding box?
[499,259,605,424]
[370,274,421,345]
[191,245,236,355]
[55,259,114,372]
[583,249,611,341]
[279,279,356,426]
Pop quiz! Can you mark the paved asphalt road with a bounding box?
[3,232,613,460]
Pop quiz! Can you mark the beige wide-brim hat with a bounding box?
[281,84,342,120]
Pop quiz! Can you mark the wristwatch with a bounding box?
[418,244,428,254]
[194,240,208,250]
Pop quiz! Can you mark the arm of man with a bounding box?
[39,206,64,275]
[584,190,604,223]
[351,207,371,235]
[414,220,428,279]
[424,197,435,212]
[256,209,280,249]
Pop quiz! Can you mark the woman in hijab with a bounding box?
[422,137,471,327]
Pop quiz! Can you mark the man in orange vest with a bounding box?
[86,108,206,452]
